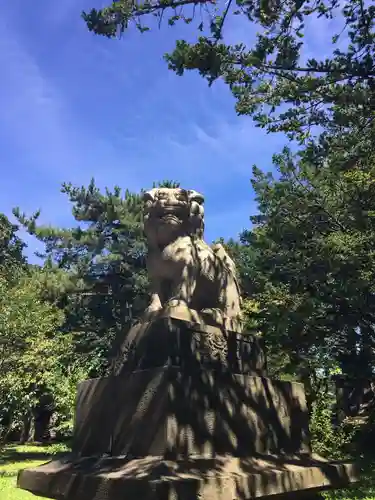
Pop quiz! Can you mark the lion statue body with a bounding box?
[143,187,242,329]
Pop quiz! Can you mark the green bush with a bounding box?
[48,365,88,440]
[310,393,354,459]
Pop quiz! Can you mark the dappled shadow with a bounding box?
[142,187,243,330]
[1,448,49,465]
[111,311,266,376]
[17,451,357,500]
[18,310,359,500]
[0,445,67,466]
[74,315,272,458]
[320,459,375,500]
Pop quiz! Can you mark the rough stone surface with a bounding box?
[18,453,359,500]
[17,316,360,500]
[142,188,243,330]
[72,367,310,458]
[110,310,266,376]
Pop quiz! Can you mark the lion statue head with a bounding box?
[143,188,204,246]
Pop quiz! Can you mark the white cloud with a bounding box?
[0,31,70,176]
[192,124,223,152]
[158,114,285,183]
[299,9,349,63]
[0,14,142,264]
[0,1,284,259]
[205,201,256,242]
[0,17,140,187]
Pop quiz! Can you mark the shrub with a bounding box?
[310,392,354,459]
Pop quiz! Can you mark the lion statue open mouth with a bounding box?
[143,187,243,330]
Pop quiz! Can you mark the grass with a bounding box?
[322,464,375,500]
[1,443,375,500]
[0,443,69,500]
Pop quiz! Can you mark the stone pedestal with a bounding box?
[72,367,310,458]
[18,311,359,499]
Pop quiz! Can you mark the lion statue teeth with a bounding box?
[143,187,242,330]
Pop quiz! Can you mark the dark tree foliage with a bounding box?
[14,179,179,376]
[244,143,375,383]
[0,214,26,276]
[82,0,374,148]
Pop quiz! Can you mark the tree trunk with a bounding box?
[0,415,14,448]
[20,413,32,444]
[33,409,53,442]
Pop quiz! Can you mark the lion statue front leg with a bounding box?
[164,264,197,310]
[145,292,163,314]
[145,247,197,313]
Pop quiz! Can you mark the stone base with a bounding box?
[17,453,359,500]
[110,314,266,376]
[17,315,360,500]
[72,367,311,457]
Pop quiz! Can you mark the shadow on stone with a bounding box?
[18,314,359,500]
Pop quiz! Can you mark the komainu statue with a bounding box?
[143,187,242,330]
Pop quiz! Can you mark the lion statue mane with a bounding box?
[142,187,242,328]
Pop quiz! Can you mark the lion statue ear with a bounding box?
[187,190,204,205]
[143,188,158,202]
[187,190,204,238]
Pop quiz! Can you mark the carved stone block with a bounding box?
[73,367,310,458]
[18,454,358,500]
[111,313,266,376]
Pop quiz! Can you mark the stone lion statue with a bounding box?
[143,187,242,329]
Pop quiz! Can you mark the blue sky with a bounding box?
[0,1,341,262]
